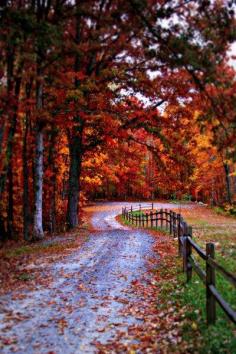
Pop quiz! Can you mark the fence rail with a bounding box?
[122,205,236,326]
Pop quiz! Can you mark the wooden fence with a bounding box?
[122,205,236,326]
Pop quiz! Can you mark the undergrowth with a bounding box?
[157,257,236,353]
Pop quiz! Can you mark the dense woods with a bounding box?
[0,0,236,241]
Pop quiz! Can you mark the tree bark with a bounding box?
[23,82,32,241]
[33,64,44,239]
[66,0,83,229]
[47,129,58,233]
[0,51,22,240]
[67,129,83,229]
[33,123,44,239]
[223,162,232,205]
[7,159,14,238]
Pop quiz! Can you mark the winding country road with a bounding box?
[0,202,190,354]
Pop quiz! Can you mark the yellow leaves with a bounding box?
[82,175,102,186]
[191,322,198,331]
[82,153,108,169]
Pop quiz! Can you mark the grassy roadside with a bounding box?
[120,209,236,353]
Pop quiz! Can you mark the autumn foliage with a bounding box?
[0,0,236,240]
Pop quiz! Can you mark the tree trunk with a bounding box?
[7,159,14,238]
[49,178,57,233]
[33,123,44,239]
[66,1,83,230]
[47,129,58,233]
[223,162,232,205]
[0,123,4,155]
[23,83,31,241]
[33,62,44,239]
[67,130,83,229]
[0,57,21,240]
[32,0,46,240]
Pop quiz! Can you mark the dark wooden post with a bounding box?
[139,213,141,227]
[151,202,154,210]
[165,209,168,230]
[142,212,145,227]
[156,211,158,228]
[183,235,187,272]
[173,212,176,236]
[170,211,173,234]
[206,243,216,325]
[182,222,188,270]
[150,211,153,228]
[131,205,133,213]
[160,209,163,229]
[146,213,148,227]
[186,226,192,282]
[178,215,182,255]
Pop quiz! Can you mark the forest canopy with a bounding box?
[0,0,236,241]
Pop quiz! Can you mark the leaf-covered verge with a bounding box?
[0,227,89,296]
[116,206,236,353]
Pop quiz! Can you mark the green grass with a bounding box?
[121,215,170,235]
[213,206,236,218]
[5,241,75,258]
[17,273,34,281]
[158,258,236,353]
[130,210,145,216]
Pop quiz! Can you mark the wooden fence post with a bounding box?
[170,210,173,234]
[156,211,158,228]
[146,213,148,227]
[165,209,168,230]
[182,222,188,271]
[173,212,176,237]
[178,216,183,255]
[150,211,153,228]
[206,243,216,325]
[186,226,192,282]
[183,234,187,272]
[151,202,154,210]
[160,209,163,229]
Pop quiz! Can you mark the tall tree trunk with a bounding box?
[47,129,57,233]
[0,123,4,155]
[223,162,232,205]
[33,64,44,239]
[6,75,22,239]
[67,129,83,229]
[49,177,57,233]
[66,1,83,229]
[33,123,44,239]
[7,159,14,238]
[0,52,22,240]
[23,117,31,240]
[23,82,32,241]
[0,46,15,198]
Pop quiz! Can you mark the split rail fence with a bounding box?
[122,204,236,326]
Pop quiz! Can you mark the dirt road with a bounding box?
[0,202,188,354]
